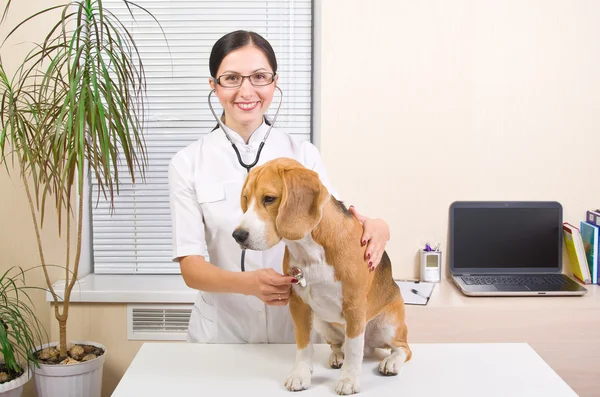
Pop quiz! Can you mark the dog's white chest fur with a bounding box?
[285,236,344,324]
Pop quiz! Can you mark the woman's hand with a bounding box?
[349,205,390,271]
[243,268,297,306]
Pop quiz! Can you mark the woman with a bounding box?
[169,30,390,343]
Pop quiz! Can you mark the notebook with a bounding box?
[395,280,435,305]
[448,201,587,296]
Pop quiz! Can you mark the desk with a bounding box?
[404,279,600,397]
[111,343,578,397]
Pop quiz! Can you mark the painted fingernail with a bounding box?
[369,261,373,267]
[362,240,366,246]
[367,253,371,259]
[291,278,298,284]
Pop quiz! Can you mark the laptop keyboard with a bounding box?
[461,274,567,286]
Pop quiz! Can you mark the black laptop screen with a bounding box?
[452,207,560,269]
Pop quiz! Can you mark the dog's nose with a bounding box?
[232,229,249,244]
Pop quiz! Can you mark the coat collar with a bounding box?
[218,118,271,146]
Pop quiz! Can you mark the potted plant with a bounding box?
[0,267,46,397]
[0,1,159,396]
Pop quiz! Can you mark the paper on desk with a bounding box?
[395,280,435,305]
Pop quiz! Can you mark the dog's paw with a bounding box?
[329,350,344,369]
[284,366,312,392]
[335,376,360,395]
[378,353,404,376]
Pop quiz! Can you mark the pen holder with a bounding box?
[420,250,442,282]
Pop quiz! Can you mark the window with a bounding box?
[92,0,313,274]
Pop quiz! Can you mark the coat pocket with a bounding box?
[196,183,225,204]
[198,291,216,321]
[187,292,217,343]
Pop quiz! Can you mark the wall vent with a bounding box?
[127,304,192,341]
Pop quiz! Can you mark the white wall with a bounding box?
[315,0,600,278]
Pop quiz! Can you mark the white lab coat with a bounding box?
[168,121,338,343]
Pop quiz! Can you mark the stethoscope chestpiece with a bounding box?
[289,266,307,287]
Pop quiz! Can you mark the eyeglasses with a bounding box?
[213,72,276,88]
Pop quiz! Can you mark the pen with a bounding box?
[411,288,428,300]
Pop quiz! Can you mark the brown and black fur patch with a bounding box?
[331,196,352,217]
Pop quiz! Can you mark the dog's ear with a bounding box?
[276,167,329,240]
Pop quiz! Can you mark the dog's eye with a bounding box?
[262,195,276,205]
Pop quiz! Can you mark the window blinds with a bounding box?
[93,0,313,274]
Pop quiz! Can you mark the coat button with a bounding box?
[245,147,251,152]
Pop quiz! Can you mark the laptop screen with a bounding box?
[450,202,562,272]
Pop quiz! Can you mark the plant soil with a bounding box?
[0,363,23,384]
[35,344,105,365]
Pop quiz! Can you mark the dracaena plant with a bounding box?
[0,267,46,377]
[0,0,160,358]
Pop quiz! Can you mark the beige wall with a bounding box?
[1,1,599,397]
[316,0,600,278]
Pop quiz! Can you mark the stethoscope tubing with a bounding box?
[207,86,283,171]
[207,85,284,271]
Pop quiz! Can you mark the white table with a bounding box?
[111,343,579,397]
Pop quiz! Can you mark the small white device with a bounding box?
[420,250,442,283]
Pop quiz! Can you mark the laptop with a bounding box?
[449,201,587,296]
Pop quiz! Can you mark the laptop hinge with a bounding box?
[455,272,560,276]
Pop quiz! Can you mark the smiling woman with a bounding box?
[168,30,392,346]
[208,33,279,141]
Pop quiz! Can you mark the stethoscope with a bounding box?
[207,86,283,272]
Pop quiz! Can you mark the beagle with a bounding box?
[233,158,411,395]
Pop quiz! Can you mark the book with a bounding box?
[562,223,591,284]
[580,221,599,284]
[586,210,600,227]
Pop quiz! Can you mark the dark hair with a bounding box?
[209,30,278,78]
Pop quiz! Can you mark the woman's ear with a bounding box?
[276,167,329,241]
[208,77,217,93]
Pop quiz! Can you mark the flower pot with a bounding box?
[32,340,106,397]
[0,364,31,397]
